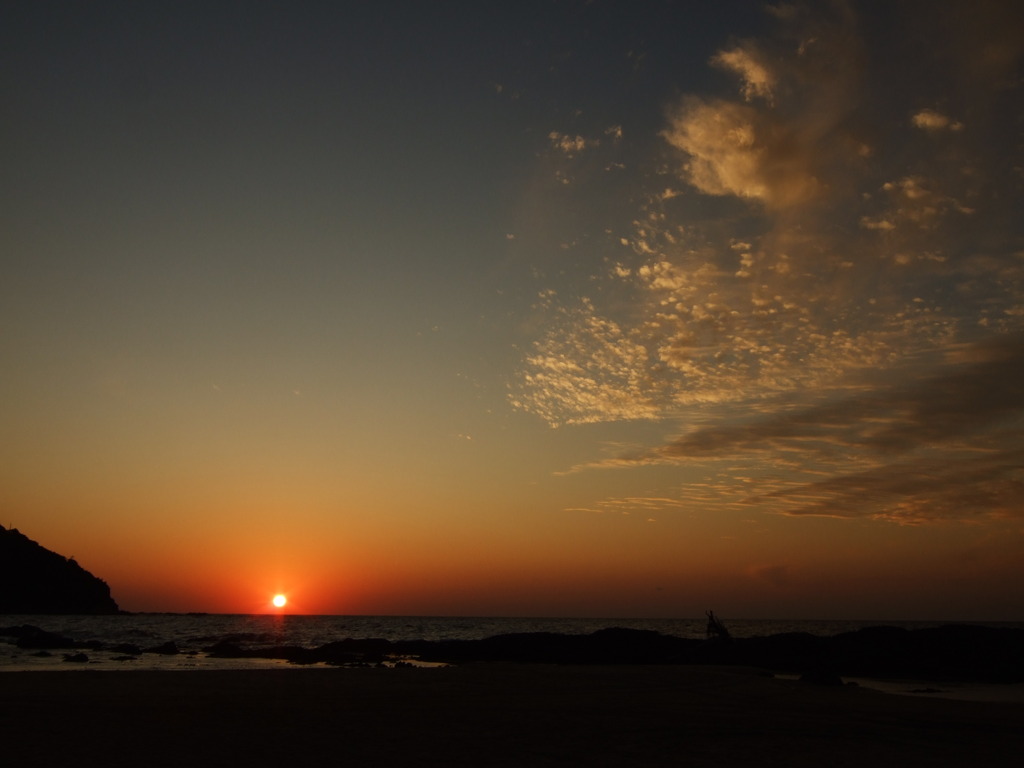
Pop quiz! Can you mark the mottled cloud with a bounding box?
[542,126,627,184]
[508,294,661,425]
[546,126,622,156]
[548,131,594,156]
[513,2,1024,524]
[514,1,1023,425]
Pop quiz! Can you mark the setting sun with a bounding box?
[272,594,287,609]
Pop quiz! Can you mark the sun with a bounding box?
[272,594,287,609]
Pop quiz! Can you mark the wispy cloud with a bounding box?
[598,334,1024,523]
[755,448,1024,524]
[659,335,1024,460]
[567,496,686,518]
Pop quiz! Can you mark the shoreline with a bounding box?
[2,664,1022,766]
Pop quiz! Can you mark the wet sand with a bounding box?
[2,664,1021,766]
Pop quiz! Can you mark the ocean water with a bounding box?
[2,613,1020,674]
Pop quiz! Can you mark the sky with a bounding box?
[2,0,1023,620]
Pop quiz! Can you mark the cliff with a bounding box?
[0,525,119,614]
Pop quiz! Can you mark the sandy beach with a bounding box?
[2,664,1021,767]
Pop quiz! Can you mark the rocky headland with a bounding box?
[0,525,119,614]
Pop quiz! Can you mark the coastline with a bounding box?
[2,664,1022,767]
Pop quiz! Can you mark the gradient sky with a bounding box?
[3,1,1023,619]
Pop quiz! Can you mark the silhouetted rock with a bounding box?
[204,637,398,666]
[109,643,143,655]
[393,624,1024,682]
[10,625,81,650]
[204,641,247,658]
[145,641,180,655]
[313,638,393,665]
[185,622,1024,682]
[402,628,696,665]
[0,525,119,614]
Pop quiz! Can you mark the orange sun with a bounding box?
[272,594,287,609]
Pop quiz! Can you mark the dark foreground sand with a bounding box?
[2,664,1021,767]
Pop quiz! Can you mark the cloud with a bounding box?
[860,175,976,238]
[508,296,662,426]
[548,131,595,156]
[540,126,628,186]
[712,46,777,103]
[553,332,1024,527]
[911,109,963,132]
[567,496,688,517]
[662,98,779,202]
[513,3,1024,530]
[659,335,1024,459]
[513,1,1024,431]
[661,1,866,212]
[628,334,1024,523]
[755,448,1024,524]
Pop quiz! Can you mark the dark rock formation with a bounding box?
[144,641,180,655]
[0,525,119,614]
[203,624,1024,682]
[12,626,85,650]
[396,625,1024,682]
[109,643,143,656]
